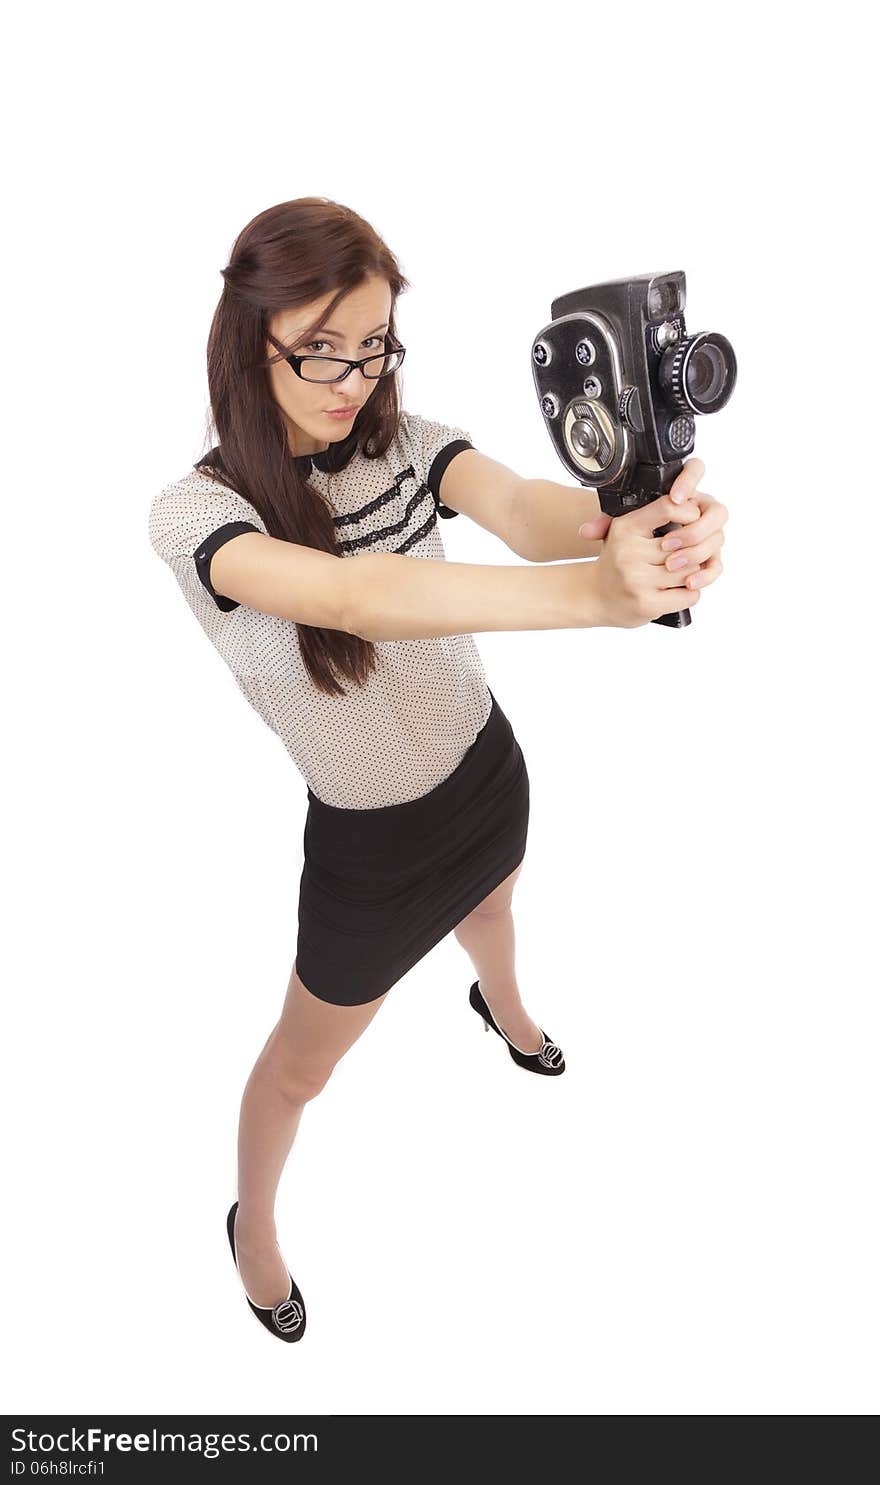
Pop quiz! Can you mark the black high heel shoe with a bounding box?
[469,980,566,1075]
[226,1201,307,1342]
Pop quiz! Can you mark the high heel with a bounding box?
[226,1201,307,1342]
[468,980,565,1075]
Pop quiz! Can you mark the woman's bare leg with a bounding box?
[452,860,543,1052]
[234,963,388,1307]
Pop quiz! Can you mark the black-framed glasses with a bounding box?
[267,331,406,384]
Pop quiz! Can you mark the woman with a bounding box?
[148,197,727,1343]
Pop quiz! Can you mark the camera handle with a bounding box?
[602,459,692,630]
[652,521,691,628]
[645,458,691,628]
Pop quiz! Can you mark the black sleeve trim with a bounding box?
[193,521,261,611]
[427,439,474,518]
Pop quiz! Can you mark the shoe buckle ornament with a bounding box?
[538,1041,564,1069]
[272,1297,304,1333]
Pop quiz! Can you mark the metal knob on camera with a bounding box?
[571,419,599,459]
[564,400,617,477]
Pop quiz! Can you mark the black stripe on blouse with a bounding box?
[194,521,261,611]
[427,439,473,516]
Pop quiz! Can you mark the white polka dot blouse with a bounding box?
[148,410,493,808]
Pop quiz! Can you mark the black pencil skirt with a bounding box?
[294,689,529,1006]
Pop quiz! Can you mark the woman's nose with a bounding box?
[338,364,368,393]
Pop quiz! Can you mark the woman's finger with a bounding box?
[684,554,724,590]
[658,544,724,590]
[656,493,728,555]
[669,458,706,503]
[661,529,724,575]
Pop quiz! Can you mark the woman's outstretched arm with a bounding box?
[431,447,605,561]
[207,488,708,639]
[345,552,603,641]
[506,479,606,561]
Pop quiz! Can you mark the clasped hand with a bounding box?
[575,458,729,626]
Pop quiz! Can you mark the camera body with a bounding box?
[531,270,736,515]
[530,271,736,627]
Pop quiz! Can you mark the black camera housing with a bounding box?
[531,271,736,628]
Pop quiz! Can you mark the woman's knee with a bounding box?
[260,1034,335,1104]
[263,964,389,1103]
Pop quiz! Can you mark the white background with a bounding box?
[5,0,877,1417]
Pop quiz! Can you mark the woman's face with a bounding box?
[266,273,394,456]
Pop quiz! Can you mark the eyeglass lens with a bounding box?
[297,348,404,383]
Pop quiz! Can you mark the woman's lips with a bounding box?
[325,406,358,419]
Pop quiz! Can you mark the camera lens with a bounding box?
[687,343,726,403]
[658,331,737,414]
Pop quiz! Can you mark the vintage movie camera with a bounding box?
[531,271,736,628]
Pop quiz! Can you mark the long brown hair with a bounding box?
[194,197,411,696]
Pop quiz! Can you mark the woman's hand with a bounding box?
[655,462,727,595]
[573,459,725,628]
[576,458,728,627]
